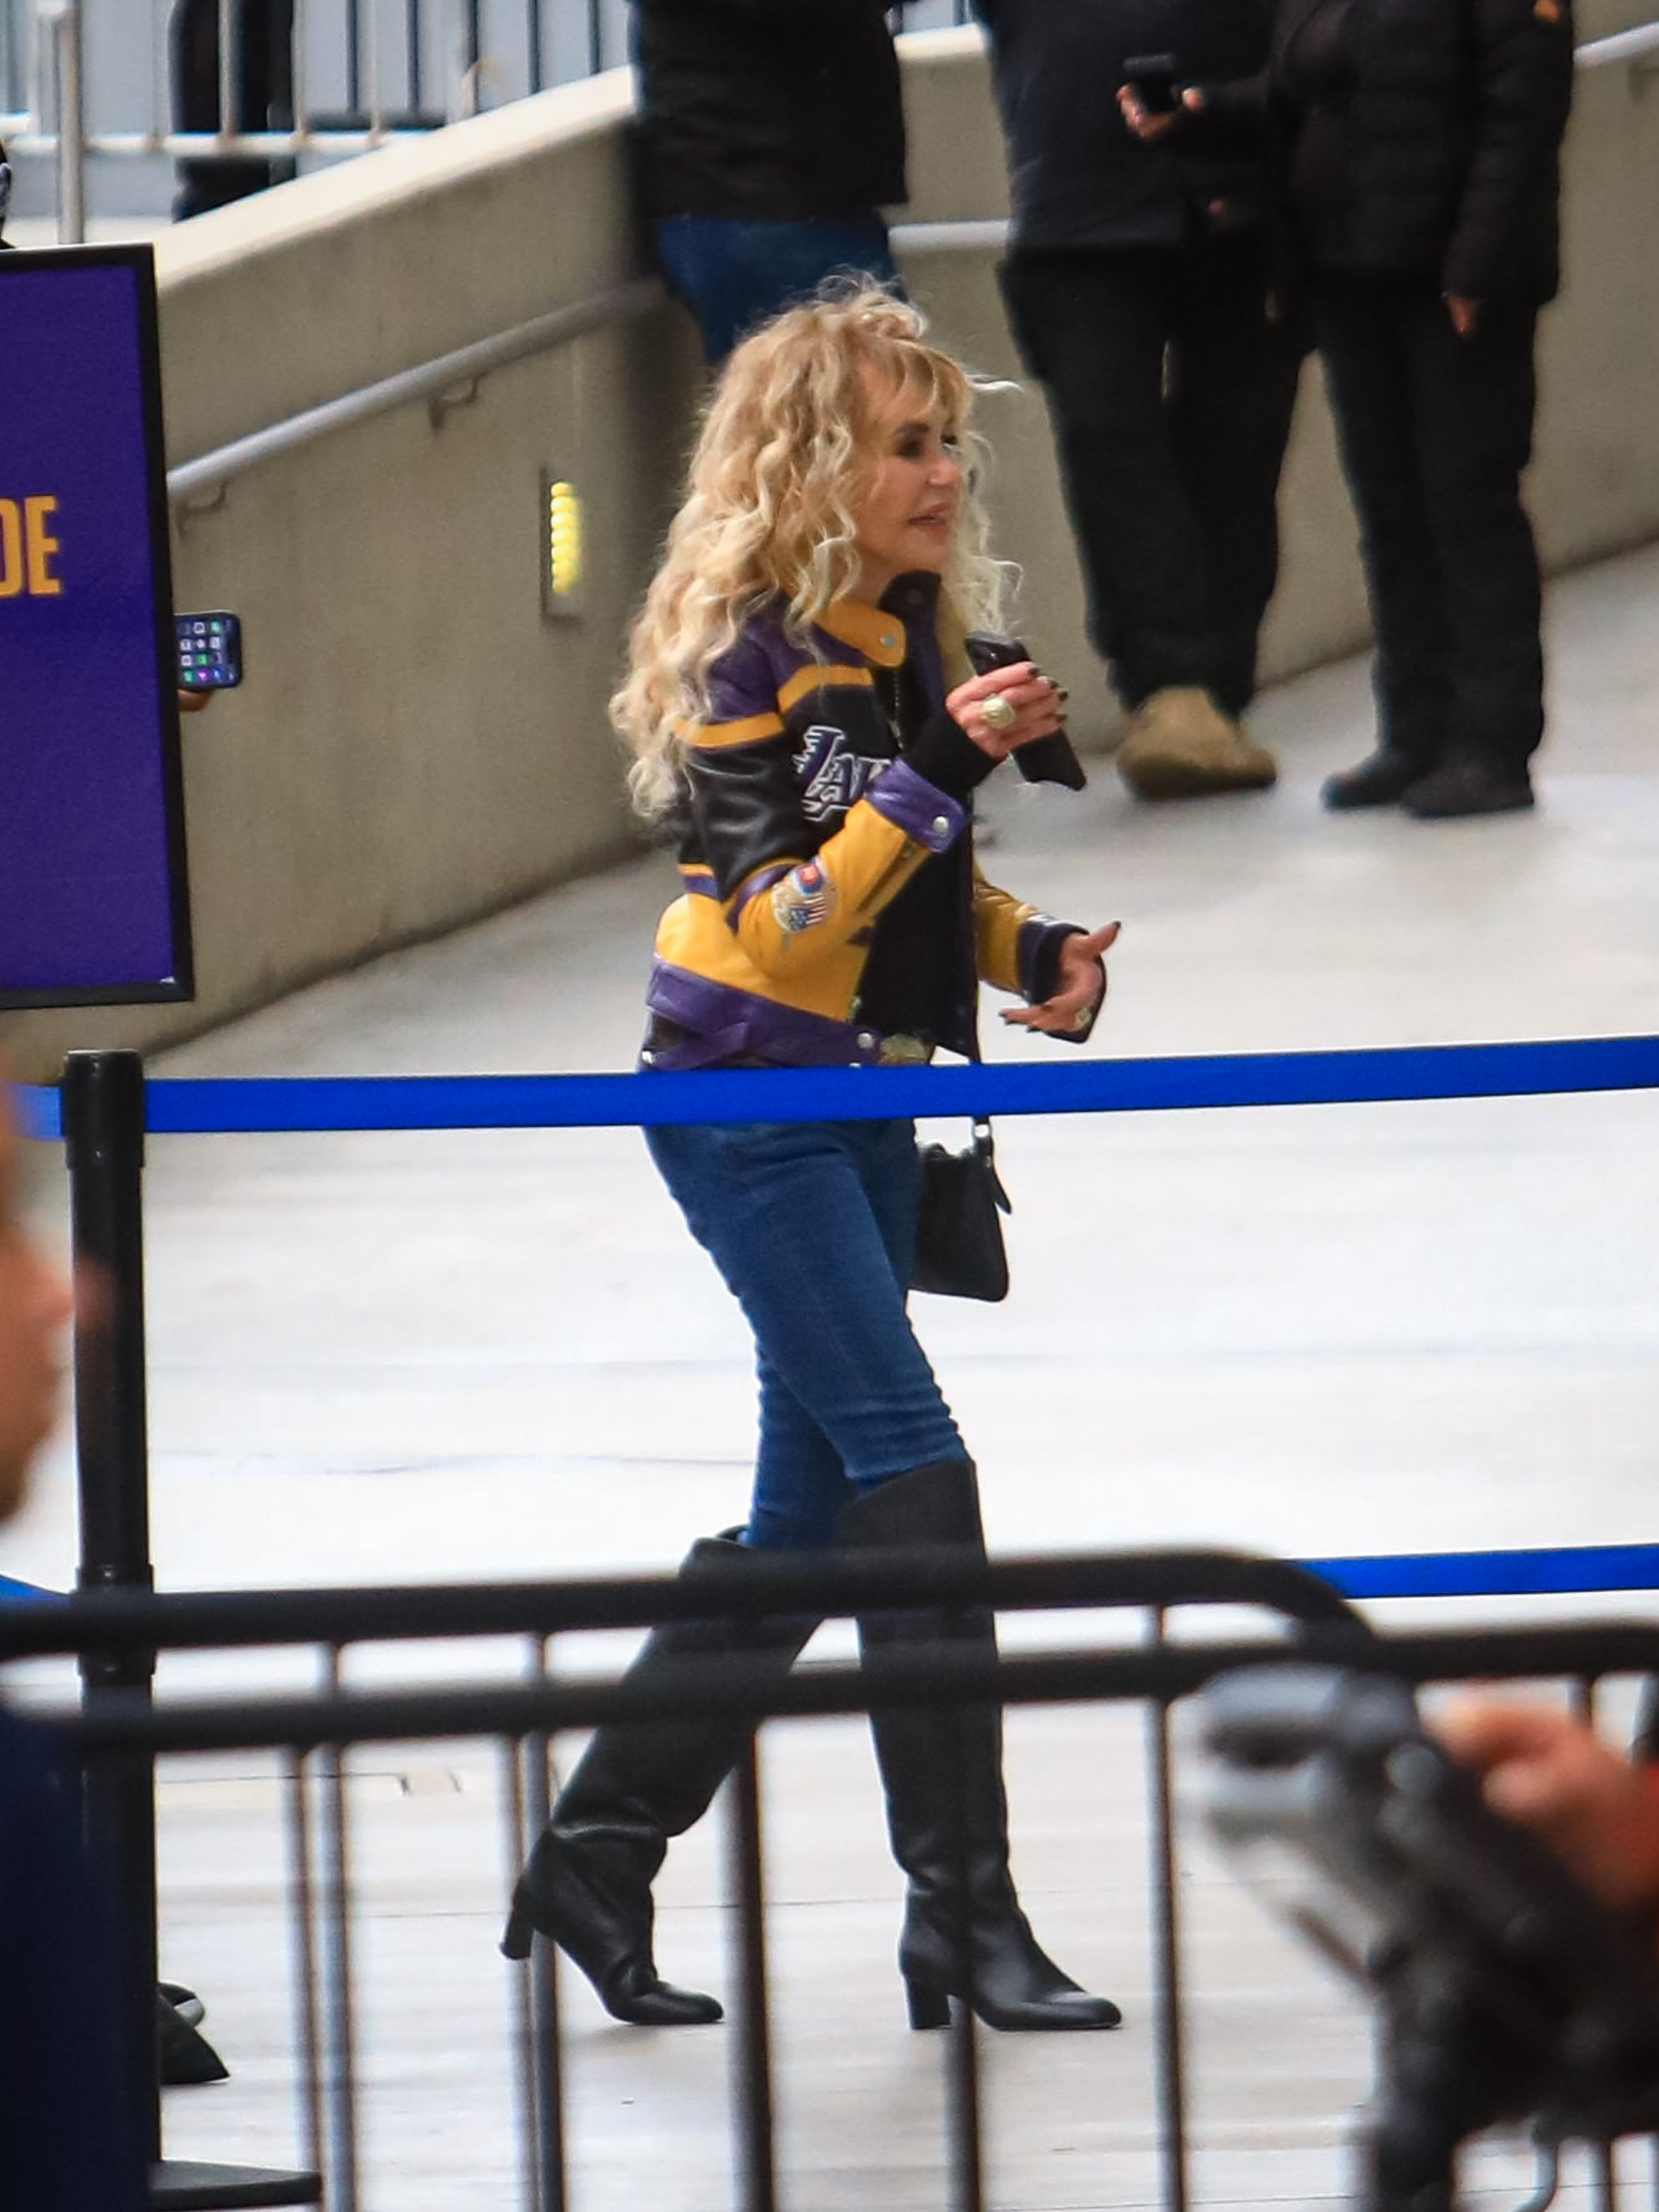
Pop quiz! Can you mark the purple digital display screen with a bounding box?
[0,248,192,1007]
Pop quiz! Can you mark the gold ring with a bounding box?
[980,694,1017,734]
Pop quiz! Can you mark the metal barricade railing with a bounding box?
[5,1548,1371,2212]
[6,1578,1659,2212]
[1,0,609,243]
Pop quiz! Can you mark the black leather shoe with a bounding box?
[158,1989,229,2084]
[1402,756,1535,818]
[1321,748,1430,811]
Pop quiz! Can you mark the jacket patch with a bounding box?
[795,724,889,822]
[771,859,837,935]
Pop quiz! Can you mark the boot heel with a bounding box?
[905,1975,951,2031]
[500,1901,534,1962]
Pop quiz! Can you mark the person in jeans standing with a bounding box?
[973,0,1306,801]
[1125,0,1575,817]
[503,290,1122,2036]
[633,0,916,366]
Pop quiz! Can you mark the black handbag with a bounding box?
[911,1119,1012,1302]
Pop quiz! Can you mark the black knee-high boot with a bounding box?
[502,1532,818,2025]
[839,1461,1122,2031]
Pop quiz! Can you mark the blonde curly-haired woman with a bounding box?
[504,290,1121,2035]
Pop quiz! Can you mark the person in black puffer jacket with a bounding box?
[633,0,917,364]
[974,0,1308,801]
[1125,0,1576,817]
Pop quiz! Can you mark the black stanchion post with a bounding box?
[63,1049,322,2212]
[64,1048,162,2166]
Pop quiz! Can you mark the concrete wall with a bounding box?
[10,22,1659,1080]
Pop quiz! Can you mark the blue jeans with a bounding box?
[654,213,903,365]
[645,1117,967,1550]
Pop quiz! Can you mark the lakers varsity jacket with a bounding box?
[640,572,1094,1072]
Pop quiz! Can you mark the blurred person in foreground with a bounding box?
[1122,0,1574,818]
[0,1073,146,2211]
[631,0,918,366]
[502,289,1122,2036]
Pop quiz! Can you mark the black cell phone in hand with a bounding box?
[963,632,1087,791]
[175,612,243,691]
[1122,52,1184,114]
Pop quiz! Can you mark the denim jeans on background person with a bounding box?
[653,213,904,365]
[644,1116,967,1550]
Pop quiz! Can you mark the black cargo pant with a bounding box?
[169,0,295,220]
[999,233,1305,715]
[1314,272,1545,774]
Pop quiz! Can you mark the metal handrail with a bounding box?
[1578,19,1659,65]
[165,273,664,504]
[6,126,440,158]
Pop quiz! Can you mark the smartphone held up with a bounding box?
[963,631,1087,791]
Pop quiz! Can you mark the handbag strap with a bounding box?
[970,1118,1012,1214]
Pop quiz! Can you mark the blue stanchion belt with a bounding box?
[11,1032,1659,1139]
[0,1576,62,1605]
[0,1551,1655,1605]
[1304,1543,1659,1600]
[0,1552,1655,1605]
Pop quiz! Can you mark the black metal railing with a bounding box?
[9,1568,1659,2212]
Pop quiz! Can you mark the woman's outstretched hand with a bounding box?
[946,661,1067,761]
[1002,921,1120,1035]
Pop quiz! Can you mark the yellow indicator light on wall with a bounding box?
[542,474,584,619]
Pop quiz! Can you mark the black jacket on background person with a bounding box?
[631,0,910,222]
[972,0,1279,246]
[1179,0,1575,807]
[1202,0,1575,301]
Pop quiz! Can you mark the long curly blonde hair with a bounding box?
[612,287,1008,817]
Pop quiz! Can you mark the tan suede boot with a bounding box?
[1115,686,1278,800]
